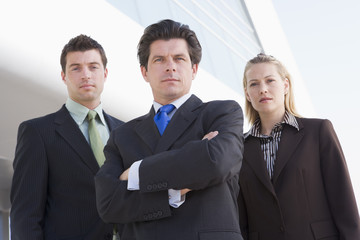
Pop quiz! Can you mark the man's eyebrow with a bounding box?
[151,55,163,60]
[69,63,80,68]
[69,62,101,67]
[89,62,101,65]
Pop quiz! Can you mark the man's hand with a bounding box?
[119,168,130,180]
[202,131,218,141]
[180,188,191,195]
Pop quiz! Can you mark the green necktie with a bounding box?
[87,110,105,166]
[88,111,117,238]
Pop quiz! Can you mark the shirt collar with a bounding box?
[153,93,192,113]
[246,111,299,139]
[65,98,106,126]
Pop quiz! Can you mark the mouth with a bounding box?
[162,78,179,83]
[80,84,95,89]
[260,97,272,103]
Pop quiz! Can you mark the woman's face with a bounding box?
[245,63,289,117]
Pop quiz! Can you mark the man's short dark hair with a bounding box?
[137,19,202,70]
[60,34,107,72]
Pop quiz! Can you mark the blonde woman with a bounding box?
[238,53,360,239]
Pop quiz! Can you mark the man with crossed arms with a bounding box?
[95,19,244,240]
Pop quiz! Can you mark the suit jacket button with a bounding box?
[152,184,158,190]
[147,185,152,191]
[158,210,163,216]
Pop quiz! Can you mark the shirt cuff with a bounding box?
[168,189,186,208]
[127,160,142,190]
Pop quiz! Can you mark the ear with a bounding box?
[141,66,149,82]
[191,63,199,80]
[245,88,251,102]
[284,78,289,94]
[61,71,67,84]
[104,68,108,82]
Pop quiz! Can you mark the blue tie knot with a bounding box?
[159,104,175,114]
[154,104,175,135]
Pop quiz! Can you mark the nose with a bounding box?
[166,59,176,72]
[81,68,91,79]
[259,82,268,94]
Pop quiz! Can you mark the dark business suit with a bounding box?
[95,95,244,240]
[10,105,123,240]
[238,117,360,240]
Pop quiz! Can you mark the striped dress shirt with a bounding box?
[246,111,299,179]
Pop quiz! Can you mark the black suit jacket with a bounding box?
[238,118,360,240]
[10,105,123,240]
[95,95,244,240]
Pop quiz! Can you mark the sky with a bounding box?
[271,0,360,204]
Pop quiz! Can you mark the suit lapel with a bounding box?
[154,95,203,153]
[54,106,100,174]
[244,136,276,195]
[272,119,304,185]
[135,108,160,154]
[134,95,203,154]
[103,111,119,131]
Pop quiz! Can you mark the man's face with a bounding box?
[61,49,107,109]
[141,38,198,105]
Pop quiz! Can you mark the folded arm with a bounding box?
[95,101,244,224]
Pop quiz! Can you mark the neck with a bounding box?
[259,109,285,135]
[155,96,181,106]
[72,98,100,110]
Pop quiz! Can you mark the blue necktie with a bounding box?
[154,104,175,135]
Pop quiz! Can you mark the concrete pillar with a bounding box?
[0,157,13,240]
[0,212,10,240]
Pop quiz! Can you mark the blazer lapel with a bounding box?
[244,136,276,195]
[103,111,120,131]
[54,106,100,174]
[272,120,304,185]
[135,108,160,154]
[154,95,203,153]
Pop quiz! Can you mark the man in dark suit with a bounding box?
[10,35,123,240]
[95,19,244,240]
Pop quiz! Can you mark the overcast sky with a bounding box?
[271,0,360,205]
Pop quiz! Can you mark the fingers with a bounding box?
[180,188,191,195]
[202,131,219,140]
[119,168,130,180]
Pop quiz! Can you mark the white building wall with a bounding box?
[0,0,322,238]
